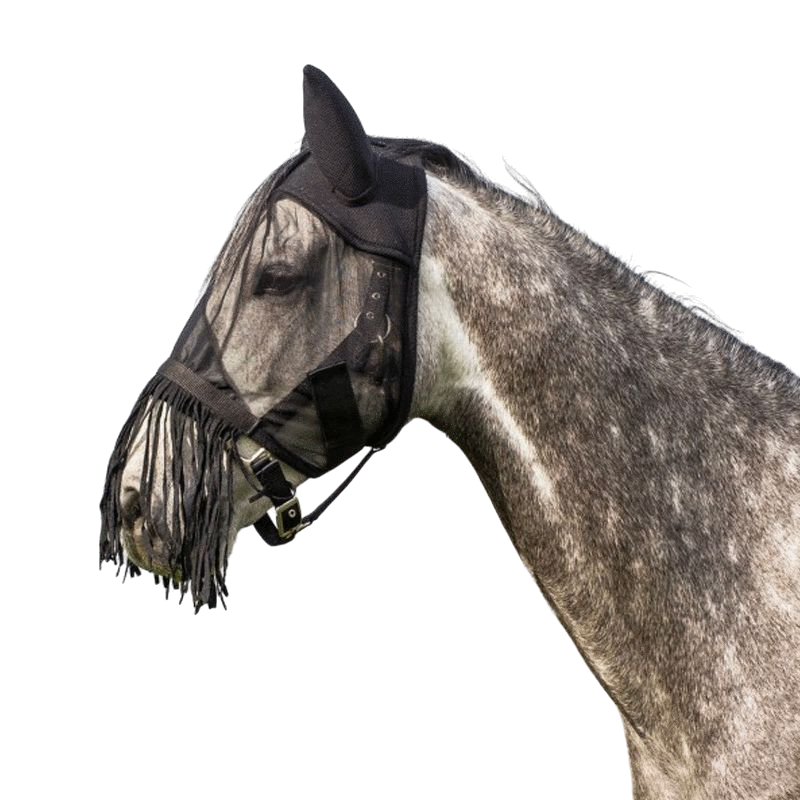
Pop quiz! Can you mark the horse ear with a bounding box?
[302,65,375,202]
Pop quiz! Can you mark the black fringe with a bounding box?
[99,375,237,612]
[99,151,312,612]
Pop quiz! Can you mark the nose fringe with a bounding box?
[102,375,241,611]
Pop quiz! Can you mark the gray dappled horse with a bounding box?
[101,67,800,798]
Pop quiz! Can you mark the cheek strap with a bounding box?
[309,361,366,466]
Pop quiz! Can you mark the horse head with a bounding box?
[100,66,427,609]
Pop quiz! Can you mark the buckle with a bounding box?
[242,445,308,545]
[244,447,273,476]
[276,496,307,541]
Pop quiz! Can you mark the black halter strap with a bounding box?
[252,448,372,547]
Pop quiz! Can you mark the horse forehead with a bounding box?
[265,197,328,257]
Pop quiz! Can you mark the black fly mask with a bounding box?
[99,66,427,610]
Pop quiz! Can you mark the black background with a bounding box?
[95,56,798,796]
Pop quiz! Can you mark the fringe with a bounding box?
[99,375,237,612]
[98,153,312,612]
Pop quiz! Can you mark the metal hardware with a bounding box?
[353,312,392,345]
[242,448,271,497]
[276,496,308,540]
[242,445,308,540]
[242,446,273,472]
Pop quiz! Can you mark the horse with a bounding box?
[100,66,800,798]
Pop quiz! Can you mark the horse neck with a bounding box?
[412,175,567,510]
[413,175,800,764]
[412,176,564,520]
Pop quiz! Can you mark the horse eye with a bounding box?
[253,265,304,297]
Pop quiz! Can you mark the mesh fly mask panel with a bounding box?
[99,66,427,610]
[164,196,417,477]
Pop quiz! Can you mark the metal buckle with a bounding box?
[242,447,275,503]
[243,446,272,474]
[276,496,307,540]
[353,312,392,345]
[239,445,307,541]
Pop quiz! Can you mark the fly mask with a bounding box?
[99,65,428,609]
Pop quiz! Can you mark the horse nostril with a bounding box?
[121,487,142,528]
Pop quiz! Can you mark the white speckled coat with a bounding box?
[412,165,800,798]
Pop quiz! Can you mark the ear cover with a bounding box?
[278,65,427,268]
[303,64,376,201]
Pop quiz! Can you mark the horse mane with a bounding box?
[372,138,800,402]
